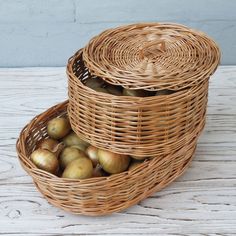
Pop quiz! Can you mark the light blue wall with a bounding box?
[0,0,234,67]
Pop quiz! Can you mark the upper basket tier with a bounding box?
[83,23,220,91]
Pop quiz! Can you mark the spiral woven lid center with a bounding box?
[83,23,220,91]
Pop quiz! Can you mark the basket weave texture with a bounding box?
[17,23,220,216]
[67,23,220,157]
[17,101,198,216]
[68,49,208,157]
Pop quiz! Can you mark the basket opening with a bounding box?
[72,51,182,98]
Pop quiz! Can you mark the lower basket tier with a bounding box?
[17,100,198,216]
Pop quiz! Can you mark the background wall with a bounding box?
[0,0,234,67]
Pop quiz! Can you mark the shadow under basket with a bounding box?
[17,101,198,216]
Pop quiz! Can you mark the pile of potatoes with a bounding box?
[30,117,148,179]
[85,77,174,97]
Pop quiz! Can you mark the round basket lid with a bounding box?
[83,23,220,91]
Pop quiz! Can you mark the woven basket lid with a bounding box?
[83,23,220,91]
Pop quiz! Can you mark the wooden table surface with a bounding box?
[0,66,236,235]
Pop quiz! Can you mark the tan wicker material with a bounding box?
[16,101,198,216]
[67,49,208,157]
[83,23,220,91]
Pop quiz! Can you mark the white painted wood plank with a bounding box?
[0,66,236,235]
[0,184,236,234]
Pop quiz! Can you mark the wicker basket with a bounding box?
[17,101,198,216]
[17,23,220,216]
[68,23,220,157]
[67,24,220,158]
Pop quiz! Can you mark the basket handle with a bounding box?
[139,40,166,61]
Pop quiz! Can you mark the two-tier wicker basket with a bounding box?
[17,23,220,216]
